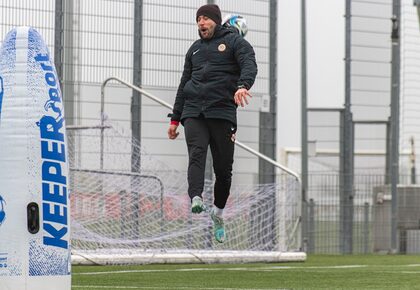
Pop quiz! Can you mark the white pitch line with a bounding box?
[74,265,367,276]
[72,286,287,290]
[73,287,150,289]
[260,265,367,270]
[400,271,420,274]
[74,268,243,275]
[74,263,420,276]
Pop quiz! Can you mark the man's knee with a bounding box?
[189,146,207,164]
[214,168,232,180]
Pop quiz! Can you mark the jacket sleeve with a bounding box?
[171,50,192,122]
[233,36,258,90]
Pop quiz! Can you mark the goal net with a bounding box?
[68,123,304,265]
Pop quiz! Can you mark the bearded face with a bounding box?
[197,15,217,39]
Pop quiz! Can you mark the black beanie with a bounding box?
[196,4,222,25]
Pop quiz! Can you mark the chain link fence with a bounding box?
[0,0,273,185]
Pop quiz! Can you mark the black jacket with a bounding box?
[171,25,258,126]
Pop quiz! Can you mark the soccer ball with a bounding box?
[222,14,248,37]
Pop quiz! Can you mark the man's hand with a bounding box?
[168,124,179,139]
[234,88,252,107]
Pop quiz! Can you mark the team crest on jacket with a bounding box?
[218,43,226,52]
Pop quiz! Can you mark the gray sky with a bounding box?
[278,0,344,150]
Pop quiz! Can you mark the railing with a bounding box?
[100,76,301,182]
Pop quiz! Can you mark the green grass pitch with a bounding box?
[72,255,420,290]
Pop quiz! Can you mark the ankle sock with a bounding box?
[213,206,223,217]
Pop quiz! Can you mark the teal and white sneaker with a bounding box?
[191,196,205,214]
[210,210,225,243]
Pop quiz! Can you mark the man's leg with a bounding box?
[208,119,235,209]
[208,119,235,242]
[183,118,210,213]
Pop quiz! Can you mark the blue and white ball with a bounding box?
[222,14,248,37]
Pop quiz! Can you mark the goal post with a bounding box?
[72,250,306,265]
[68,124,305,265]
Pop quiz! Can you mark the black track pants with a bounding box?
[183,117,235,209]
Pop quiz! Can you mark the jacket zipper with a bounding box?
[201,41,210,112]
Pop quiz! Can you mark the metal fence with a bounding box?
[306,174,420,254]
[0,0,275,185]
[296,0,420,254]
